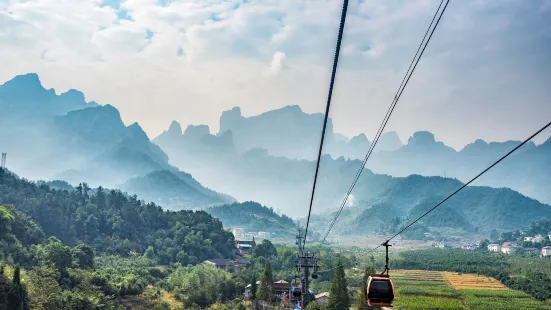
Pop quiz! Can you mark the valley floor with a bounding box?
[391,269,551,310]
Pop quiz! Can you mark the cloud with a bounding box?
[0,0,550,149]
[267,51,286,74]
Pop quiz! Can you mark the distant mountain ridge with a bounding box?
[156,106,551,204]
[0,73,231,210]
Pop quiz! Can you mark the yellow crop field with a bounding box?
[443,272,507,290]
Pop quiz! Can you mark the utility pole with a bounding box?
[0,153,6,169]
[295,230,319,308]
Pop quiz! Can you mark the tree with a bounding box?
[45,237,72,272]
[253,240,277,258]
[356,266,375,310]
[305,301,326,310]
[257,263,275,303]
[7,265,29,310]
[26,266,62,310]
[250,273,258,301]
[327,260,349,310]
[72,244,95,269]
[144,246,156,260]
[478,239,490,251]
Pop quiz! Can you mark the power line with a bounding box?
[303,0,350,245]
[384,120,551,243]
[322,0,451,242]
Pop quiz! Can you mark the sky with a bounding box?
[1,0,550,150]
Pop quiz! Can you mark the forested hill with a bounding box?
[0,168,235,264]
[206,202,296,238]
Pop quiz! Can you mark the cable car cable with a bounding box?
[381,120,551,245]
[303,0,350,246]
[322,0,451,242]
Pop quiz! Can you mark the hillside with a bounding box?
[0,168,235,262]
[121,170,234,210]
[206,202,296,238]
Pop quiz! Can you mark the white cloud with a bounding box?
[1,0,550,148]
[267,51,286,74]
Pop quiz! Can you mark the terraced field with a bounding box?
[391,270,551,310]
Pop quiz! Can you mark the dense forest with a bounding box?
[0,168,235,264]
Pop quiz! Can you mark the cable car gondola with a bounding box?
[366,241,395,307]
[367,275,395,307]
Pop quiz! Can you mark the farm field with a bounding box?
[392,269,551,310]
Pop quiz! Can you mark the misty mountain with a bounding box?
[160,105,550,204]
[153,120,551,235]
[120,170,234,210]
[216,105,402,160]
[0,73,232,210]
[307,175,551,237]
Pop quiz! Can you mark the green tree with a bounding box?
[257,263,275,302]
[26,266,62,310]
[327,260,349,310]
[356,266,375,310]
[144,246,156,260]
[305,301,326,310]
[44,237,72,272]
[250,273,257,301]
[72,244,95,269]
[253,240,277,258]
[7,265,28,310]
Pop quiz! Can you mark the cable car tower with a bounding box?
[295,230,319,308]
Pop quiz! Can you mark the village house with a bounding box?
[521,248,540,255]
[548,232,551,241]
[237,243,253,254]
[204,259,234,269]
[462,243,476,250]
[232,228,245,239]
[274,280,292,296]
[258,231,270,239]
[533,235,545,243]
[488,244,501,252]
[542,246,551,257]
[501,245,518,254]
[524,236,534,242]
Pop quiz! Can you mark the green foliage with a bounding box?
[304,301,326,310]
[206,202,296,237]
[257,263,275,302]
[26,266,62,310]
[72,244,95,269]
[7,265,29,310]
[167,263,236,308]
[44,237,73,272]
[355,266,374,310]
[250,273,257,301]
[253,240,277,258]
[327,260,349,310]
[0,169,235,265]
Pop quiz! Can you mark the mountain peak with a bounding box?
[59,89,86,103]
[408,131,436,146]
[127,122,149,141]
[168,121,182,135]
[1,73,44,91]
[184,124,210,138]
[378,131,403,151]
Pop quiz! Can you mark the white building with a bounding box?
[488,244,501,252]
[524,237,534,242]
[462,244,475,250]
[533,235,545,243]
[232,228,244,239]
[543,246,551,257]
[258,232,270,240]
[548,232,551,241]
